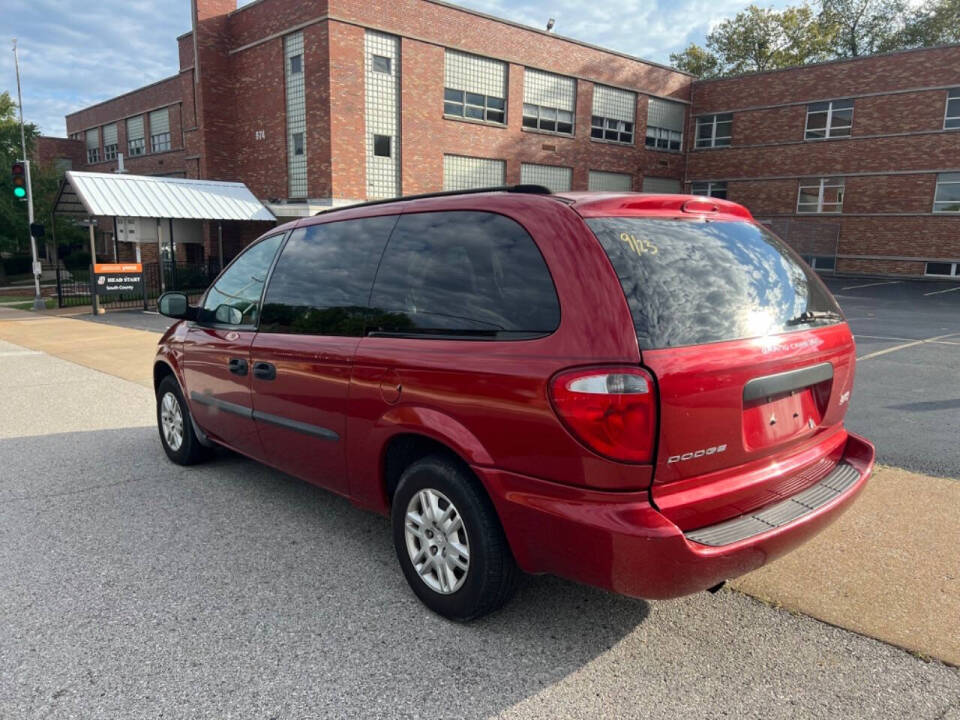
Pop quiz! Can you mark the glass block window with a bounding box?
[149,108,171,153]
[946,89,960,130]
[85,128,100,164]
[520,163,572,193]
[695,113,732,148]
[934,173,960,213]
[523,69,575,135]
[591,85,635,144]
[444,50,507,125]
[443,155,505,191]
[691,181,728,198]
[588,170,632,191]
[641,176,682,193]
[365,30,401,199]
[284,31,307,199]
[102,123,118,161]
[646,98,685,152]
[805,99,853,140]
[797,177,845,213]
[127,116,145,156]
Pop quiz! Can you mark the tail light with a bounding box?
[549,366,658,463]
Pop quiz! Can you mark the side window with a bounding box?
[368,211,560,338]
[259,215,398,336]
[200,234,284,326]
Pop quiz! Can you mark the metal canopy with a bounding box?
[54,171,276,222]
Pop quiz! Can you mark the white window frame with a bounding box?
[805,99,854,140]
[945,89,960,130]
[933,173,960,213]
[694,113,732,148]
[924,261,959,277]
[797,177,845,214]
[691,181,727,198]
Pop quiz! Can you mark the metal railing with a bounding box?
[56,260,221,310]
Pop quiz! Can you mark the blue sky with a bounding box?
[1,0,786,138]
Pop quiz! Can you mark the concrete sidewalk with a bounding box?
[1,306,958,666]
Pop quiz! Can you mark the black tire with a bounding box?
[392,454,518,621]
[156,375,209,466]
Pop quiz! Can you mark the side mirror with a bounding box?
[215,304,243,325]
[157,292,195,320]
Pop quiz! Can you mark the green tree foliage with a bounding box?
[669,44,721,78]
[886,0,960,49]
[0,91,38,257]
[819,0,908,57]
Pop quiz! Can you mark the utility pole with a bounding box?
[13,39,45,310]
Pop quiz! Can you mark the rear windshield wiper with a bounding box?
[786,310,844,326]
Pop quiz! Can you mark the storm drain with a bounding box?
[684,462,860,547]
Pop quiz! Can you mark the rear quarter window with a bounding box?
[586,217,842,349]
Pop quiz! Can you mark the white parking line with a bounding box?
[923,286,960,297]
[856,333,960,361]
[0,350,43,357]
[841,280,902,290]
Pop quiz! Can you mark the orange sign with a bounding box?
[94,263,142,273]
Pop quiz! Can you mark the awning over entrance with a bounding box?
[54,171,276,222]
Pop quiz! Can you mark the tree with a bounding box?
[885,0,960,49]
[0,91,38,264]
[670,44,721,78]
[819,0,908,57]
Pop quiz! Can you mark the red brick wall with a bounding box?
[32,137,84,171]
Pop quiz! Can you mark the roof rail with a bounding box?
[314,184,554,216]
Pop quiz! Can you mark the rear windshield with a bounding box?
[586,217,842,350]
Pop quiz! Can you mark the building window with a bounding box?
[103,123,118,161]
[284,31,307,198]
[798,177,845,213]
[85,128,99,164]
[805,99,853,140]
[642,176,682,193]
[646,97,685,152]
[925,261,959,277]
[591,85,635,145]
[522,68,575,135]
[946,89,960,130]
[691,181,728,198]
[443,50,507,125]
[520,163,572,193]
[933,173,960,213]
[695,113,732,148]
[149,108,171,153]
[802,255,837,271]
[373,135,391,157]
[588,170,632,191]
[443,154,505,190]
[372,55,391,74]
[127,115,145,156]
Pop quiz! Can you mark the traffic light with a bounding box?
[12,162,27,199]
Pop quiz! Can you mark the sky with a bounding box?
[0,0,789,138]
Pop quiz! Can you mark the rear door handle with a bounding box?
[253,361,276,381]
[228,358,248,376]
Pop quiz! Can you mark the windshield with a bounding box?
[586,217,843,350]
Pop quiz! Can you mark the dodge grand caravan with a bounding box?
[154,186,874,621]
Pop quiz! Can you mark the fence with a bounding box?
[56,261,221,310]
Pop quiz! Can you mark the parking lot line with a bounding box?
[856,333,959,361]
[841,280,902,290]
[923,286,960,297]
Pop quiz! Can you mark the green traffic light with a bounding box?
[14,187,26,198]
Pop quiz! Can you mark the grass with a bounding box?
[0,295,56,310]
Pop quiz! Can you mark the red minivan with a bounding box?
[154,186,874,620]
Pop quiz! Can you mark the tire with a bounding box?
[156,375,209,466]
[392,454,518,621]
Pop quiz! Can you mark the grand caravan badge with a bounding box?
[667,444,727,464]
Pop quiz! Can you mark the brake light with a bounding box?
[549,367,657,463]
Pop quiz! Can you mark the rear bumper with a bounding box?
[477,431,874,600]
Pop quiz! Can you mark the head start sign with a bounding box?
[93,263,144,296]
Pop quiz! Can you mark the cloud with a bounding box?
[0,0,780,137]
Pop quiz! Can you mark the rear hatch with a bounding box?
[586,214,856,531]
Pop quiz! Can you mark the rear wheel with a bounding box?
[392,455,518,621]
[156,375,209,465]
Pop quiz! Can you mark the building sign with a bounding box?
[94,263,143,296]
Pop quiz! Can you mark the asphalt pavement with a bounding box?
[2,338,959,719]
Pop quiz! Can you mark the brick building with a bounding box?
[58,0,960,279]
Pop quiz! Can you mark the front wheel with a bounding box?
[156,375,209,466]
[392,455,518,621]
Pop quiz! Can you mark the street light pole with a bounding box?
[13,39,45,311]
